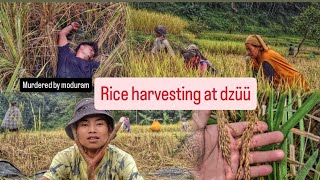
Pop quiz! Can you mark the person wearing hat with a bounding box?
[40,98,143,180]
[245,35,309,91]
[56,22,100,78]
[1,101,22,132]
[151,25,175,57]
[181,44,218,76]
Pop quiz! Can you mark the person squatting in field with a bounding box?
[245,34,309,91]
[151,25,175,57]
[1,101,22,132]
[191,110,284,180]
[56,22,100,78]
[181,44,218,76]
[40,98,143,180]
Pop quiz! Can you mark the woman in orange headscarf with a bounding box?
[245,34,309,91]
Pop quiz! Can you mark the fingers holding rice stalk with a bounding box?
[192,110,284,180]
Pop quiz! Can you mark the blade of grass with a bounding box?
[267,89,274,132]
[297,92,305,164]
[288,89,294,145]
[295,150,318,180]
[314,157,320,180]
[279,97,288,180]
[274,92,287,131]
[280,91,320,141]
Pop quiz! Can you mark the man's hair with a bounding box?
[75,42,99,58]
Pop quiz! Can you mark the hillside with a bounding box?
[130,2,311,36]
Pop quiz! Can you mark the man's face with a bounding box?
[76,115,109,151]
[80,45,95,60]
[245,44,260,59]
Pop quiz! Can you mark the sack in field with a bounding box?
[150,119,161,132]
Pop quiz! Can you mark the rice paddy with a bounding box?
[0,124,193,179]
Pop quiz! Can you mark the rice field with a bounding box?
[127,9,320,90]
[0,124,193,179]
[126,8,320,179]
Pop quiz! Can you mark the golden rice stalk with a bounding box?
[236,111,258,180]
[217,111,231,167]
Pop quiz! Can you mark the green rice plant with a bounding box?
[295,150,319,180]
[280,91,320,140]
[0,3,32,92]
[29,101,42,131]
[128,8,188,35]
[263,90,320,180]
[315,158,320,180]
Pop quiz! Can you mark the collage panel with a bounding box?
[0,2,127,92]
[0,2,319,180]
[0,92,199,179]
[127,2,319,90]
[126,2,320,180]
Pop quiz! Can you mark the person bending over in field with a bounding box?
[245,34,309,91]
[181,44,218,76]
[151,25,175,57]
[40,98,143,180]
[56,22,100,78]
[191,110,284,180]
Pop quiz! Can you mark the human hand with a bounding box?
[70,22,80,30]
[192,110,284,180]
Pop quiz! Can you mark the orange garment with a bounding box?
[150,119,161,132]
[252,49,309,91]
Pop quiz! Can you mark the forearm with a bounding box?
[59,25,73,36]
[58,24,73,47]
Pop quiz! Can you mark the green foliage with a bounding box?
[138,112,153,125]
[293,3,320,42]
[295,150,319,180]
[0,3,31,92]
[280,91,320,140]
[130,2,311,36]
[186,16,209,34]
